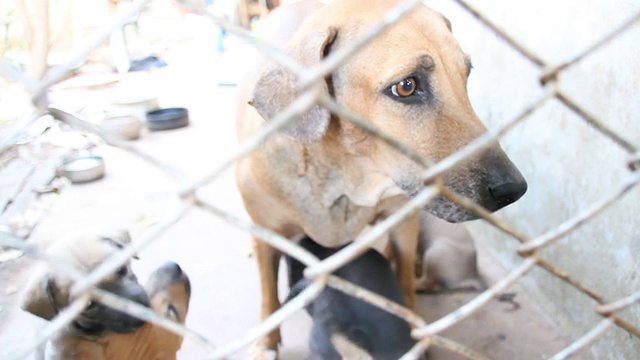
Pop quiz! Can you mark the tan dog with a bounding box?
[21,231,191,360]
[238,0,281,29]
[235,0,527,356]
[416,212,486,293]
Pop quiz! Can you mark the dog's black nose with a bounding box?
[489,179,528,208]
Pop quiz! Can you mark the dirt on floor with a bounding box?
[0,7,578,360]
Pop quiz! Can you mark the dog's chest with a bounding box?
[298,194,377,247]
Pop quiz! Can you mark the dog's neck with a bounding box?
[46,324,183,360]
[99,323,183,360]
[71,319,106,337]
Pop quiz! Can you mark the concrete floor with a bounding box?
[0,14,577,360]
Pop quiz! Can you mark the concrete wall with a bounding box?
[427,0,640,358]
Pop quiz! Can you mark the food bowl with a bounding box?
[60,155,105,184]
[111,95,159,121]
[146,107,189,131]
[100,115,143,140]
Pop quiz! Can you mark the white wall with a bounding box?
[427,0,640,358]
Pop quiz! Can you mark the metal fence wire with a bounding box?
[1,0,639,359]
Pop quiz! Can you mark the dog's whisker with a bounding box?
[420,86,556,184]
[438,186,529,243]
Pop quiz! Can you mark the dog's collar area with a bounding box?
[72,319,105,336]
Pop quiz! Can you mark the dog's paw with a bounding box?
[250,338,278,360]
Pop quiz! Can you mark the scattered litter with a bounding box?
[0,249,24,263]
[5,285,18,296]
[496,292,521,312]
[136,214,159,228]
[448,292,468,302]
[127,55,167,72]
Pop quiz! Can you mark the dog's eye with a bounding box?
[116,266,128,277]
[391,77,418,97]
[167,303,179,320]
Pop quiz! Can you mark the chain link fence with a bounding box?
[0,0,639,359]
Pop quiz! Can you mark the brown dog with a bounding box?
[20,230,191,360]
[416,212,486,293]
[235,0,527,356]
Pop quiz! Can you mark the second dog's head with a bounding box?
[144,261,191,326]
[99,261,192,358]
[21,230,150,335]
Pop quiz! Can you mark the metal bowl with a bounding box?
[146,107,189,131]
[100,115,143,140]
[60,155,105,184]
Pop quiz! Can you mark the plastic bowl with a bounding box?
[146,107,189,130]
[111,95,159,121]
[100,115,143,140]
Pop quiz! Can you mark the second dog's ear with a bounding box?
[21,274,60,320]
[252,27,338,144]
[100,229,131,248]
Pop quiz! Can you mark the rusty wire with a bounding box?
[0,0,638,359]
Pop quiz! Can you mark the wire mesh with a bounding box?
[0,0,639,359]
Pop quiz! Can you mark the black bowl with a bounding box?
[146,107,189,130]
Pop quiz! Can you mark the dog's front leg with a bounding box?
[391,213,420,310]
[251,237,281,359]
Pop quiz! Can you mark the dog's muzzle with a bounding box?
[426,148,528,223]
[488,176,528,209]
[74,281,150,335]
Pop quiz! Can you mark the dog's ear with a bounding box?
[100,229,131,248]
[21,274,60,320]
[441,15,452,31]
[100,229,139,259]
[252,27,338,144]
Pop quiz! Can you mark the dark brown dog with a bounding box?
[235,0,527,356]
[286,237,424,360]
[20,231,191,360]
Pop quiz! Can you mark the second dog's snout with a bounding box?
[489,179,527,207]
[162,261,183,275]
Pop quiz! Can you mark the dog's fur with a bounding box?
[286,237,424,360]
[20,231,191,360]
[235,0,527,355]
[238,0,281,29]
[416,212,486,293]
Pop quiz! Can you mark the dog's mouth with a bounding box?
[73,281,151,335]
[424,195,480,223]
[422,180,527,223]
[75,302,147,335]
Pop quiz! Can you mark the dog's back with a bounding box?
[287,237,419,359]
